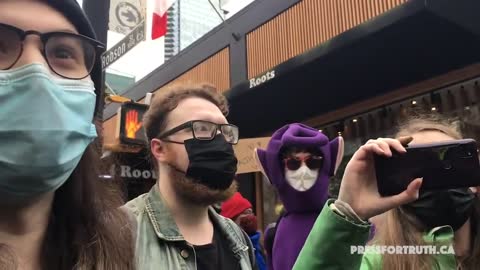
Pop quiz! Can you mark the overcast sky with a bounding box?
[76,0,256,82]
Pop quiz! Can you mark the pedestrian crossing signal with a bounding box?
[119,102,149,145]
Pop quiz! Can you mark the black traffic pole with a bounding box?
[82,0,110,121]
[82,0,110,44]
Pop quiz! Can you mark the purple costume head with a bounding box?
[254,123,344,213]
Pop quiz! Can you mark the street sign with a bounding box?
[101,20,146,70]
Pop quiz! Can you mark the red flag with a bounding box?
[152,12,167,39]
[152,0,175,40]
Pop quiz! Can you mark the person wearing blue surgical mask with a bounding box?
[0,1,135,269]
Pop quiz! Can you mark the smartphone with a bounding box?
[375,139,480,196]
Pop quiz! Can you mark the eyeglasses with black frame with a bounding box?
[0,23,105,80]
[158,120,239,145]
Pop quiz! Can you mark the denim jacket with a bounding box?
[123,185,257,270]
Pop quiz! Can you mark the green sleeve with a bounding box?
[292,199,374,270]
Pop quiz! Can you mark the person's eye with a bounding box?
[0,42,7,54]
[55,47,77,59]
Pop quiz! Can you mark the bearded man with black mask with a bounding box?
[123,83,258,270]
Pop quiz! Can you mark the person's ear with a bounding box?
[151,139,168,162]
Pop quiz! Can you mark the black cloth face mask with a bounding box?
[183,134,238,190]
[402,188,476,231]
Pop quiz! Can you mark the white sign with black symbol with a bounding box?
[109,0,146,35]
[101,20,146,70]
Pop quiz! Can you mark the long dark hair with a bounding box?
[0,122,135,270]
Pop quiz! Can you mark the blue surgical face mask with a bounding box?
[0,64,97,199]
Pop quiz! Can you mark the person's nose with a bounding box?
[11,36,49,69]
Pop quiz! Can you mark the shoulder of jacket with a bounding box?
[123,193,149,218]
[210,209,257,268]
[120,194,150,245]
[361,251,381,269]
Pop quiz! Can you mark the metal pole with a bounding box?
[82,0,110,44]
[83,0,110,117]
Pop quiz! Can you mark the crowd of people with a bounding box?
[0,1,479,269]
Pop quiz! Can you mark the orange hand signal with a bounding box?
[125,110,143,139]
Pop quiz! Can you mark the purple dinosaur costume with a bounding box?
[254,123,344,270]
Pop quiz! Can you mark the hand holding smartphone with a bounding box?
[375,139,480,196]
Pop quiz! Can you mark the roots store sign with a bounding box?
[110,151,157,200]
[118,164,157,180]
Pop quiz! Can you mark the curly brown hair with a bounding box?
[143,83,229,142]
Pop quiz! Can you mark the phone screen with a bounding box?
[375,139,480,196]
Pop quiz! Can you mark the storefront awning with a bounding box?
[225,0,480,138]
